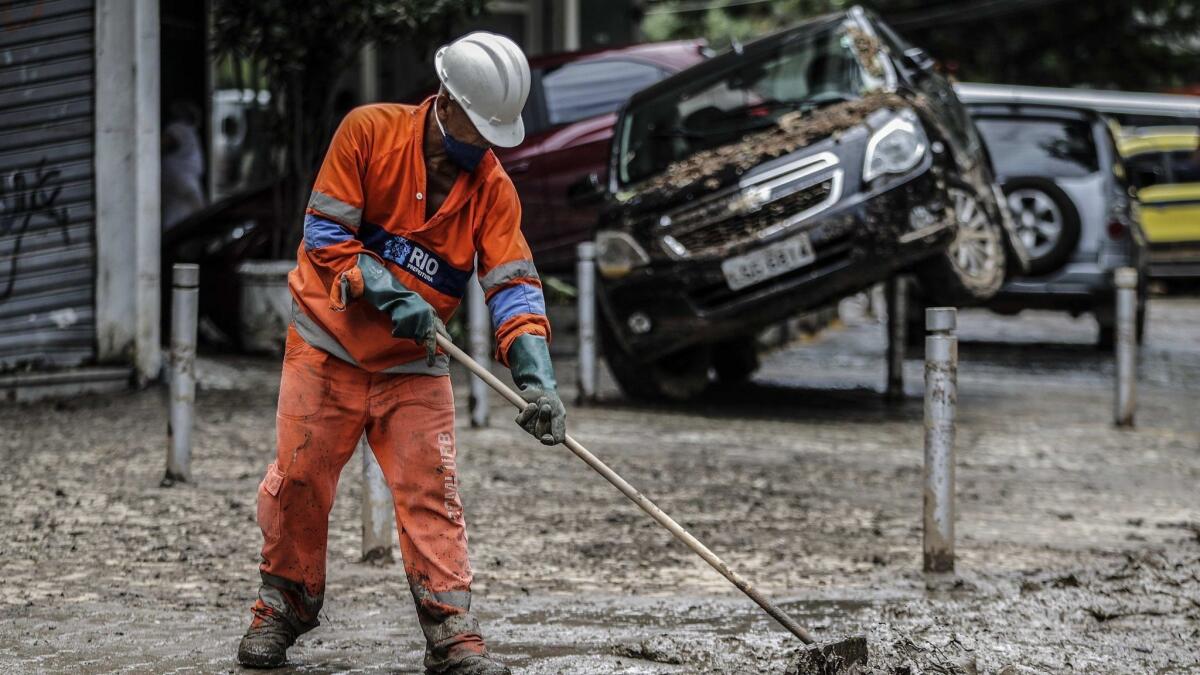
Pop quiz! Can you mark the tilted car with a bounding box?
[957,100,1149,348]
[493,40,709,273]
[1118,126,1200,280]
[583,7,1025,399]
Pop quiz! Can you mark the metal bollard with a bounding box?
[1114,267,1138,427]
[885,276,908,400]
[467,272,490,427]
[576,242,597,403]
[163,264,199,487]
[360,436,395,563]
[923,307,957,573]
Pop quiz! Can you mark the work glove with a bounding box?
[355,253,446,366]
[508,333,566,445]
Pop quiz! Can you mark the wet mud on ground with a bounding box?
[2,298,1199,673]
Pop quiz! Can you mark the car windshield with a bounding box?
[616,23,884,187]
[974,116,1100,178]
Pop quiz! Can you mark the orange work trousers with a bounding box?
[252,326,484,661]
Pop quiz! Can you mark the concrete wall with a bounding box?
[94,0,161,383]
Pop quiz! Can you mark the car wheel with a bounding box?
[598,308,711,401]
[1003,178,1081,276]
[712,337,760,383]
[915,186,1006,306]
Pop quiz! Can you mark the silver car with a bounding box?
[957,97,1148,348]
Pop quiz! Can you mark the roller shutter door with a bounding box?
[0,0,97,370]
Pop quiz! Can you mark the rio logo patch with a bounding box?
[358,222,470,298]
[405,246,441,283]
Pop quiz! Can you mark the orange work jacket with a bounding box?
[289,98,549,372]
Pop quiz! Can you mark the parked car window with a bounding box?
[520,69,549,137]
[617,25,876,186]
[974,116,1100,178]
[1125,153,1167,189]
[542,60,666,127]
[1168,149,1200,183]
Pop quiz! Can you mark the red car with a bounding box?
[495,40,709,273]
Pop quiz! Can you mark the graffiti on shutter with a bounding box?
[0,0,98,371]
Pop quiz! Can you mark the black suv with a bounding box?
[586,7,1027,399]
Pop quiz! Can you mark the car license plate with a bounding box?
[721,233,816,291]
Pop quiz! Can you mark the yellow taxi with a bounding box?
[1119,127,1200,278]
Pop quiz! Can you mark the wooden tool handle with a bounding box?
[436,334,816,644]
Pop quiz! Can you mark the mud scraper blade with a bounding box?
[786,635,869,674]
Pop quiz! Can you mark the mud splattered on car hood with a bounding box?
[627,92,910,206]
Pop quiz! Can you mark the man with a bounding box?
[237,32,565,675]
[161,100,206,231]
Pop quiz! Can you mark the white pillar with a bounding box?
[576,242,597,403]
[1114,268,1138,427]
[467,272,490,427]
[95,0,161,384]
[359,42,378,103]
[923,307,957,574]
[360,436,395,563]
[563,0,581,51]
[163,264,199,486]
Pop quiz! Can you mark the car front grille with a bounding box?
[657,153,843,259]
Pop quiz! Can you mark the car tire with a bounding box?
[915,185,1006,306]
[712,337,760,383]
[598,307,711,401]
[1002,177,1081,276]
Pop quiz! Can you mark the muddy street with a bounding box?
[2,297,1199,674]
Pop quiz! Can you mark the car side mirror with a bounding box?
[568,172,606,207]
[902,47,936,73]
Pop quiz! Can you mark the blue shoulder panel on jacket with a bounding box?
[304,214,354,250]
[487,282,546,327]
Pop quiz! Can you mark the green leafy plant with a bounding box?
[211,0,484,257]
[642,0,852,50]
[640,0,1200,91]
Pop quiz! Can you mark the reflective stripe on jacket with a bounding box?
[289,98,550,372]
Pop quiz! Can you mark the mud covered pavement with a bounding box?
[2,298,1199,673]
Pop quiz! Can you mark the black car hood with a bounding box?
[614,91,912,216]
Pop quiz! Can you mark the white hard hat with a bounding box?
[435,31,531,148]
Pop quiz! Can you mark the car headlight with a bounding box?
[863,111,928,183]
[595,230,650,279]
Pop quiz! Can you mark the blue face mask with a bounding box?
[434,102,487,173]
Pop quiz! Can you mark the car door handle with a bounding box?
[506,160,531,174]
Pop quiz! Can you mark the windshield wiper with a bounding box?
[794,92,856,112]
[649,93,859,140]
[652,128,706,140]
[653,120,775,139]
[763,92,856,116]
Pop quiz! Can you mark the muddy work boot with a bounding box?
[425,650,511,675]
[237,604,299,668]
